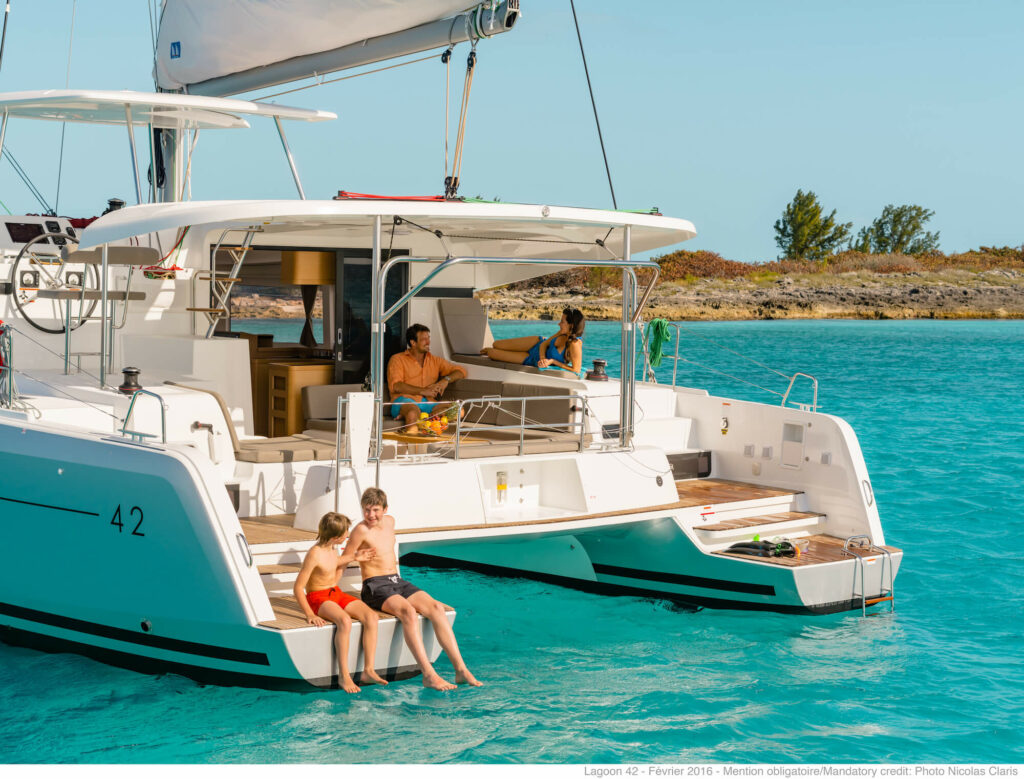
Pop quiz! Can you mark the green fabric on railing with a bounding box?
[645,318,673,368]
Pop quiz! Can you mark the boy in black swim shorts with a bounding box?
[345,487,482,690]
[361,573,421,611]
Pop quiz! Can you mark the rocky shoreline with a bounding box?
[479,269,1024,321]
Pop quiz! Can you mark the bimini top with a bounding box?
[78,199,697,261]
[0,90,336,130]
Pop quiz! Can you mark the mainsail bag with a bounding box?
[156,0,478,91]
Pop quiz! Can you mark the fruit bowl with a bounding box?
[416,413,449,435]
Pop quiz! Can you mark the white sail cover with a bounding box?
[156,0,478,91]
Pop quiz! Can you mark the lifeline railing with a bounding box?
[638,320,820,412]
[447,392,592,459]
[331,392,602,510]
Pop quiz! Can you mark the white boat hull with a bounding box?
[0,419,447,688]
[400,514,903,615]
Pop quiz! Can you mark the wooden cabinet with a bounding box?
[237,333,309,436]
[267,361,334,437]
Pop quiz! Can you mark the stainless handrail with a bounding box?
[120,389,168,444]
[236,533,254,568]
[640,320,684,386]
[331,393,594,484]
[0,322,13,408]
[331,394,359,513]
[781,372,819,412]
[438,392,592,458]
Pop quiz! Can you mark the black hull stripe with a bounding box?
[0,601,269,666]
[0,625,424,691]
[591,562,776,596]
[0,494,98,517]
[402,553,869,615]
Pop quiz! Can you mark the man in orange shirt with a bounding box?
[387,324,467,432]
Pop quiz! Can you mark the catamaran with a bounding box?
[0,1,900,689]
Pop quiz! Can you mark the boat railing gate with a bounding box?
[640,320,684,387]
[0,321,14,409]
[120,389,168,444]
[842,534,896,617]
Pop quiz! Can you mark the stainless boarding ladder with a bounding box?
[843,534,895,616]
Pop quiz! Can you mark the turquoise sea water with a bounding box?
[2,319,1023,763]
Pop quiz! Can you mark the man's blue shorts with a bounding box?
[390,397,439,418]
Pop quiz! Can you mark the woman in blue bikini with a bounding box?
[481,308,585,374]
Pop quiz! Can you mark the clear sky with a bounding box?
[0,1,1021,262]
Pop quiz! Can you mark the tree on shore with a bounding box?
[851,204,940,254]
[774,190,852,261]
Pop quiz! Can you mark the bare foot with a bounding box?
[361,669,388,686]
[423,673,456,691]
[455,668,483,687]
[340,676,361,694]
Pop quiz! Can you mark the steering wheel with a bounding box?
[9,232,99,334]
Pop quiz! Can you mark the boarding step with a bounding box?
[251,547,314,566]
[675,478,802,504]
[695,510,824,540]
[712,533,900,569]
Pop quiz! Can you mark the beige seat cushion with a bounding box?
[236,434,339,463]
[438,298,493,354]
[447,378,503,425]
[494,382,573,430]
[302,384,363,422]
[452,353,577,378]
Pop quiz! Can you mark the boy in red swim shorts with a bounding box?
[294,512,388,692]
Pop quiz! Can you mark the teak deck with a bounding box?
[713,533,900,567]
[240,516,313,545]
[258,595,385,630]
[674,479,801,507]
[698,511,822,532]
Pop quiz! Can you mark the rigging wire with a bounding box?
[54,0,77,215]
[147,0,157,59]
[252,53,439,101]
[442,46,453,181]
[568,0,617,210]
[674,324,792,379]
[397,214,608,248]
[445,42,477,199]
[0,0,11,75]
[675,355,785,399]
[2,147,54,214]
